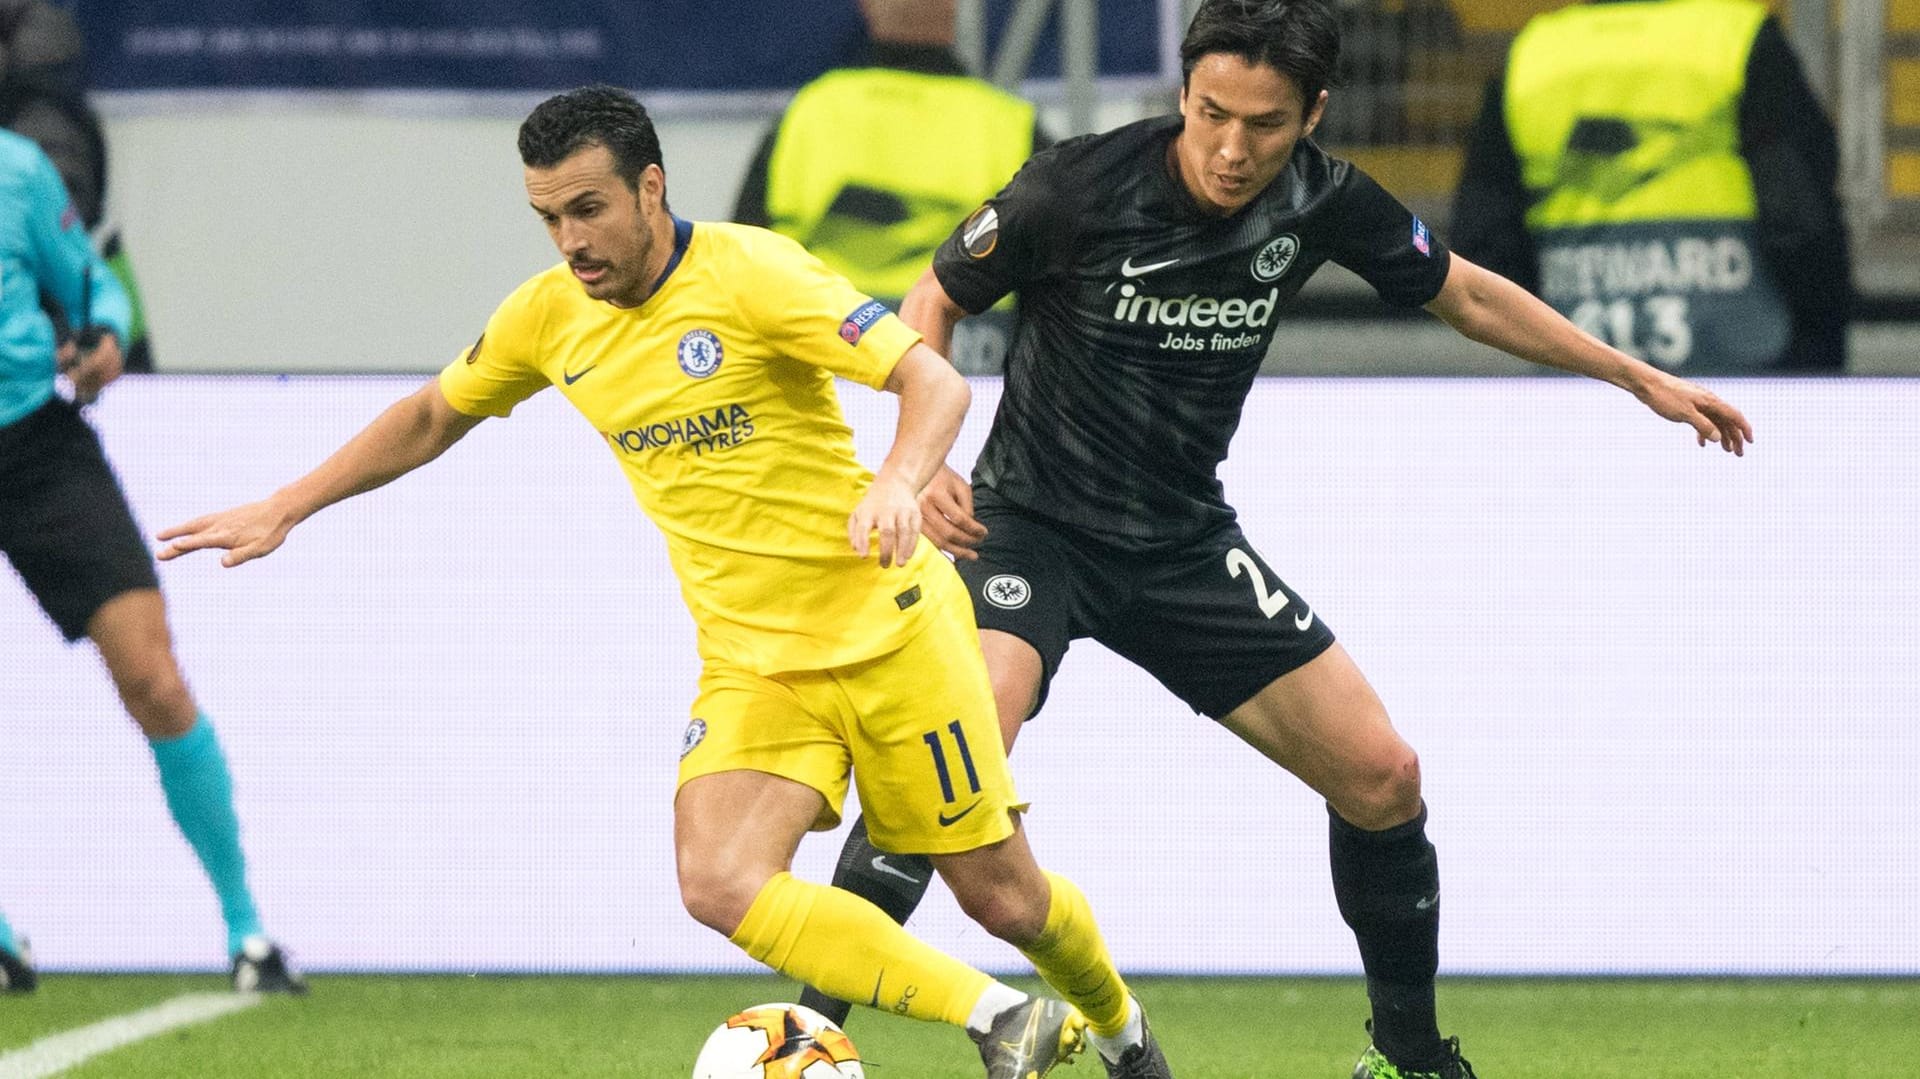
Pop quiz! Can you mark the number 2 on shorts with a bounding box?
[1225,547,1290,618]
[922,720,982,803]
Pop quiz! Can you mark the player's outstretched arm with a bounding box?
[849,343,971,568]
[157,381,486,567]
[1425,255,1754,456]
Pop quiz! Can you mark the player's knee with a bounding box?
[677,864,766,938]
[950,878,1048,946]
[1333,746,1423,830]
[115,663,195,737]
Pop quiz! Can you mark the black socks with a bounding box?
[1329,802,1446,1067]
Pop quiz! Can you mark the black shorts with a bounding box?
[956,487,1337,720]
[0,397,160,641]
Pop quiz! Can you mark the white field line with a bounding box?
[0,992,263,1079]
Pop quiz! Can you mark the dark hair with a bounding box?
[1179,0,1341,104]
[518,84,664,192]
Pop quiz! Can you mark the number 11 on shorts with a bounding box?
[923,720,982,804]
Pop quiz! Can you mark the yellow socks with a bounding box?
[1017,871,1133,1036]
[730,871,990,1027]
[730,869,1133,1039]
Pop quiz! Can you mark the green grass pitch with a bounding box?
[3,974,1916,1077]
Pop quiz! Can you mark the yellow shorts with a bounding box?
[676,570,1022,855]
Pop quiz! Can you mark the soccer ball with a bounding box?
[691,1002,865,1078]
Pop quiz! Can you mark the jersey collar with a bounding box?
[651,215,694,295]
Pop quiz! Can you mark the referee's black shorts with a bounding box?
[955,487,1336,721]
[0,397,160,641]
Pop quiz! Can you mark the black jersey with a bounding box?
[932,114,1452,550]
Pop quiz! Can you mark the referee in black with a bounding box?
[799,3,1752,1078]
[0,127,302,994]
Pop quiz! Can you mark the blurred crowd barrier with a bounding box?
[75,0,1916,375]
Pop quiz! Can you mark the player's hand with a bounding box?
[1634,369,1753,456]
[918,465,986,559]
[57,330,123,405]
[156,499,297,567]
[849,474,921,568]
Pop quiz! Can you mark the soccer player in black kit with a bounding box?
[800,2,1754,1078]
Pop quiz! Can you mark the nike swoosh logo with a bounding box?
[1119,256,1180,278]
[997,1006,1045,1067]
[1415,892,1439,911]
[1294,608,1315,631]
[870,856,922,885]
[868,970,885,1008]
[937,799,983,827]
[562,364,597,386]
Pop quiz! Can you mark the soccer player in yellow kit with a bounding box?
[156,85,1167,1078]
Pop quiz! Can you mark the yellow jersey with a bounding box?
[439,218,946,674]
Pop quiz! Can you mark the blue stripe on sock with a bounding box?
[0,908,16,957]
[150,714,262,954]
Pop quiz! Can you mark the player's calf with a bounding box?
[936,843,1056,948]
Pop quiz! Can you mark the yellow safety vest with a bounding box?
[1503,0,1789,370]
[1509,0,1764,226]
[766,67,1035,302]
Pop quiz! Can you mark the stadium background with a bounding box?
[63,0,1920,375]
[5,0,1917,981]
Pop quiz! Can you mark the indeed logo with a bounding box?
[1111,283,1280,330]
[605,403,756,457]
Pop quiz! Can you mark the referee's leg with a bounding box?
[88,589,271,962]
[1219,643,1454,1071]
[88,589,195,738]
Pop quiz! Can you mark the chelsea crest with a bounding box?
[677,329,723,378]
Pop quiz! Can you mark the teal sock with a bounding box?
[0,908,16,956]
[150,714,262,955]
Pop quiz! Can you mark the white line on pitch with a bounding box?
[0,992,263,1079]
